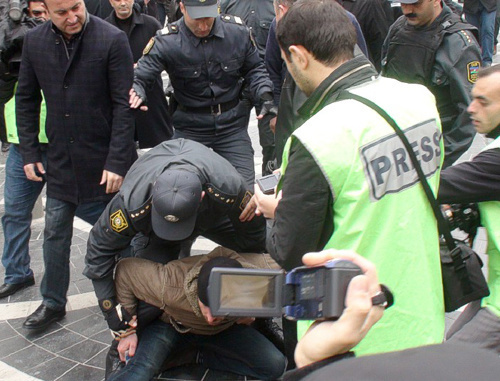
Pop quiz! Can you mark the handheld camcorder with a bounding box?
[256,173,281,195]
[207,259,362,321]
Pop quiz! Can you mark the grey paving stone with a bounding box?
[33,328,86,354]
[57,339,107,364]
[55,364,105,381]
[65,313,107,338]
[0,335,32,359]
[0,321,18,341]
[2,345,56,372]
[26,356,78,381]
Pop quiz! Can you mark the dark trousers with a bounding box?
[0,76,16,143]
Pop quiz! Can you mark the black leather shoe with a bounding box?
[0,276,35,298]
[23,304,66,330]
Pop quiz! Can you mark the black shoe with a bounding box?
[0,276,35,298]
[105,340,125,380]
[1,142,10,153]
[22,304,66,330]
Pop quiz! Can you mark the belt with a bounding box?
[177,99,239,116]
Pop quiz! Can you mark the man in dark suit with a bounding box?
[106,0,173,148]
[16,0,137,331]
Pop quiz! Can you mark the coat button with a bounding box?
[65,113,70,117]
[64,84,68,89]
[69,137,74,143]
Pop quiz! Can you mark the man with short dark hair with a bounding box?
[381,0,482,168]
[16,0,136,330]
[439,64,500,354]
[106,0,173,148]
[254,0,445,356]
[106,247,286,381]
[130,0,276,186]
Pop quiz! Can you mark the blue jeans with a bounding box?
[41,197,107,310]
[108,320,286,381]
[465,5,496,65]
[1,145,46,284]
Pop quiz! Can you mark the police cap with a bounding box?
[182,0,219,19]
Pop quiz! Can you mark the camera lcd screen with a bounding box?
[208,268,284,318]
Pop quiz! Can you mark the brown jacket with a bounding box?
[115,247,280,335]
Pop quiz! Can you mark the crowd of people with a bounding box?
[1,0,500,380]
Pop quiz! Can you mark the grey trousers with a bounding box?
[446,300,500,354]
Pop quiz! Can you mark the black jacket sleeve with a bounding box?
[438,148,500,203]
[268,140,334,271]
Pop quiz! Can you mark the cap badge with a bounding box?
[165,215,180,222]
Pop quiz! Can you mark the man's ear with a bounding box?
[288,45,310,70]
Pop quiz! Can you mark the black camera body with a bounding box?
[207,259,362,321]
[442,203,480,236]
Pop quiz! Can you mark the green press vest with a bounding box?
[4,83,47,144]
[281,77,445,356]
[479,136,500,317]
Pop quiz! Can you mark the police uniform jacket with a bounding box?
[268,55,378,270]
[115,247,279,335]
[16,15,137,204]
[133,15,273,132]
[381,5,481,168]
[84,139,266,300]
[106,6,173,148]
[219,0,275,59]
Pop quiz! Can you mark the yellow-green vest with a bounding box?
[480,136,500,317]
[5,83,47,144]
[281,77,445,356]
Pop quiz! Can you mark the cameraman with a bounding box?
[0,0,48,299]
[438,64,500,354]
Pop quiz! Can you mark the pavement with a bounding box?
[1,52,498,379]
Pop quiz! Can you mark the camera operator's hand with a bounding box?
[253,184,282,219]
[295,250,385,368]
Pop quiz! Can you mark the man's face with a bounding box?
[28,1,49,21]
[401,0,440,27]
[44,0,86,40]
[281,49,315,96]
[467,73,500,135]
[109,0,134,20]
[198,300,225,326]
[180,2,215,38]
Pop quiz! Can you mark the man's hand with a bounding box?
[257,100,278,120]
[294,250,385,368]
[239,195,259,222]
[236,317,255,325]
[129,88,148,111]
[100,170,124,194]
[23,162,45,182]
[253,184,281,219]
[269,116,277,134]
[117,333,138,362]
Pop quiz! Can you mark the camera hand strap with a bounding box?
[338,92,456,251]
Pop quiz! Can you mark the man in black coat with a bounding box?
[16,0,137,331]
[106,0,173,148]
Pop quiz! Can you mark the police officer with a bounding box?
[83,139,266,334]
[129,0,275,186]
[381,0,482,168]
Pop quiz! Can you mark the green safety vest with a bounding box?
[281,77,445,356]
[480,136,500,317]
[4,83,47,144]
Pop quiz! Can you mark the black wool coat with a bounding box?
[16,15,137,204]
[106,7,173,148]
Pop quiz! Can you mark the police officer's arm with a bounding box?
[239,26,274,109]
[15,29,44,178]
[438,148,500,204]
[131,32,169,107]
[436,32,480,167]
[269,141,333,271]
[84,195,137,301]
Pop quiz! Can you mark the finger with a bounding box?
[106,178,115,194]
[35,162,46,174]
[139,105,148,112]
[100,171,107,186]
[129,339,137,357]
[118,343,127,362]
[256,113,264,120]
[337,275,372,334]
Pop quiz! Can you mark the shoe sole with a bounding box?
[22,312,66,331]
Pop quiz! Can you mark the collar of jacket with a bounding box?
[486,124,500,139]
[298,54,377,118]
[180,16,224,48]
[50,10,90,41]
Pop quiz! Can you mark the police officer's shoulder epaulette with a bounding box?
[204,183,237,205]
[457,29,474,45]
[128,196,153,223]
[220,14,244,26]
[160,24,179,36]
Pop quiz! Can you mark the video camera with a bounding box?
[207,259,363,321]
[441,203,480,237]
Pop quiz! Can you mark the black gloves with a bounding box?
[99,298,136,339]
[258,93,278,118]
